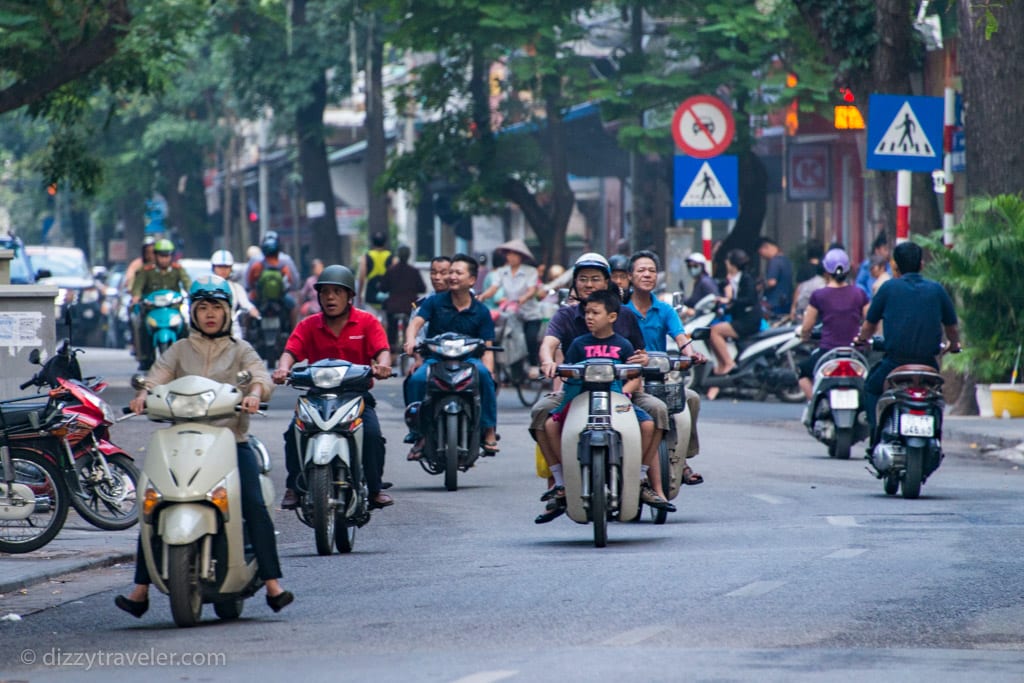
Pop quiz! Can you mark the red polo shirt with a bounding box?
[285,309,388,366]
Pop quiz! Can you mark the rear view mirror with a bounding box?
[28,349,41,365]
[130,374,149,391]
[237,370,253,386]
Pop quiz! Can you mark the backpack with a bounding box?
[364,249,391,304]
[257,263,286,301]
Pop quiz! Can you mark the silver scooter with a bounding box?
[134,373,273,627]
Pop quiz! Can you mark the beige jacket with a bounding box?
[146,334,273,442]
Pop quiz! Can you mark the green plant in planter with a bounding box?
[916,194,1024,383]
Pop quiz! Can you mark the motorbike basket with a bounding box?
[645,383,684,413]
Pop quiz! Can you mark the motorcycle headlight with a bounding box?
[146,316,159,329]
[583,364,615,383]
[151,292,179,307]
[167,313,183,328]
[430,338,472,358]
[167,390,217,419]
[79,288,100,304]
[311,365,348,389]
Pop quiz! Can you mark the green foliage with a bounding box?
[916,194,1024,383]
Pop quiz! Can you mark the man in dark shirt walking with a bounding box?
[852,241,961,440]
[379,244,426,352]
[758,236,794,317]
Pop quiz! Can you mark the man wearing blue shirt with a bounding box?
[403,254,499,456]
[626,250,707,485]
[853,242,961,442]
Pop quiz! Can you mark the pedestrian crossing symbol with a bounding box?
[866,94,943,172]
[674,155,738,219]
[873,101,933,156]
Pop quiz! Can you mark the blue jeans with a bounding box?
[406,358,497,430]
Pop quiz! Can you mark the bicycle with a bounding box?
[493,305,549,407]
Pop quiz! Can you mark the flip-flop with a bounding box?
[682,466,704,486]
[482,441,500,455]
[407,441,424,461]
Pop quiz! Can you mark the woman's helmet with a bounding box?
[210,249,235,267]
[685,253,707,266]
[572,252,610,280]
[822,248,851,277]
[154,239,175,255]
[315,264,356,296]
[188,275,233,337]
[608,254,630,274]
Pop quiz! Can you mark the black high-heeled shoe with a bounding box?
[266,590,294,613]
[114,595,149,618]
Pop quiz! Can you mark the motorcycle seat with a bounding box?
[0,403,48,428]
[884,365,944,391]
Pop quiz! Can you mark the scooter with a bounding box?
[285,359,373,556]
[689,322,808,403]
[134,373,274,627]
[865,340,948,499]
[247,298,290,367]
[405,333,501,492]
[802,346,870,460]
[140,289,187,360]
[642,352,701,523]
[556,358,644,548]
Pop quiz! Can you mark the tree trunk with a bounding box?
[712,150,767,278]
[365,12,388,243]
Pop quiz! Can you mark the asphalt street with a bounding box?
[1,347,1022,682]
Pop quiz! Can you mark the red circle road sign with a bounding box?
[671,95,735,158]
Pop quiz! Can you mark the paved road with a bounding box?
[1,348,1022,681]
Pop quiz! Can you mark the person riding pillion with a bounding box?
[116,275,293,618]
[211,249,260,340]
[130,238,191,371]
[272,265,395,511]
[247,233,298,326]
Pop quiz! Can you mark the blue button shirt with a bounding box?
[415,291,495,341]
[626,298,685,352]
[866,273,957,363]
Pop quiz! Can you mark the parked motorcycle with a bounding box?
[285,359,374,555]
[865,340,948,499]
[554,358,644,547]
[404,332,500,491]
[140,288,187,360]
[134,373,273,627]
[802,346,870,460]
[642,352,702,524]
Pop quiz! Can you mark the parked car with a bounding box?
[0,234,46,284]
[26,245,106,347]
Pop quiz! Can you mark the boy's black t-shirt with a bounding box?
[561,331,635,403]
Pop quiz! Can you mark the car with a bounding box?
[25,245,106,347]
[0,234,45,284]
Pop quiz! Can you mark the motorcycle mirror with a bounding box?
[130,374,149,391]
[236,370,253,386]
[28,348,41,365]
[690,327,711,341]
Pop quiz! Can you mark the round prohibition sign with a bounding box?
[672,95,735,158]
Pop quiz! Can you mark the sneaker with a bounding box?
[640,482,676,512]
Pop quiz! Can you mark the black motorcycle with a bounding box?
[865,340,948,499]
[405,333,500,491]
[247,299,290,367]
[286,359,374,555]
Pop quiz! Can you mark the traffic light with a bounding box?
[834,88,864,130]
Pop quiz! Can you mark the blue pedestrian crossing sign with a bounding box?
[866,94,943,172]
[674,155,738,220]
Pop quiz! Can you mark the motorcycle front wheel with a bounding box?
[650,441,671,525]
[0,450,69,554]
[72,452,139,530]
[167,543,203,627]
[309,465,336,556]
[590,448,608,548]
[335,474,356,554]
[444,413,459,492]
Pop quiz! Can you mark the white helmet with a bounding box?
[210,249,235,267]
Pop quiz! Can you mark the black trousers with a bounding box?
[134,441,282,584]
[284,395,385,495]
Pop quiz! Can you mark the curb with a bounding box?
[0,550,136,595]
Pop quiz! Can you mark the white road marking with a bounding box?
[450,671,518,683]
[825,548,868,559]
[826,516,859,527]
[601,625,668,646]
[750,494,787,505]
[725,580,786,597]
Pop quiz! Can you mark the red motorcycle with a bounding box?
[12,341,139,531]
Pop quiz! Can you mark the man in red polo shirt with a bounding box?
[272,265,394,510]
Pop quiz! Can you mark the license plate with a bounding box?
[263,317,280,331]
[899,413,934,437]
[829,389,859,410]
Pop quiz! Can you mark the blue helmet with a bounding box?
[189,275,233,337]
[261,234,280,257]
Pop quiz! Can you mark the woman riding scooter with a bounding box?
[706,249,761,400]
[115,276,293,618]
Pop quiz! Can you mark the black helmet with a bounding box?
[608,254,630,274]
[261,234,279,256]
[315,264,356,295]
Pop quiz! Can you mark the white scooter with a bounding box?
[134,373,274,627]
[556,359,643,548]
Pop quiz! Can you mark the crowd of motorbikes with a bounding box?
[0,265,953,624]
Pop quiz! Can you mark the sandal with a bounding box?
[407,440,424,461]
[682,466,704,486]
[482,441,500,456]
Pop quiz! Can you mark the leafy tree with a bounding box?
[917,194,1024,384]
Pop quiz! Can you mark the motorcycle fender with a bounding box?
[832,409,857,429]
[157,503,218,545]
[93,439,129,458]
[154,328,178,345]
[305,432,351,467]
[905,436,930,450]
